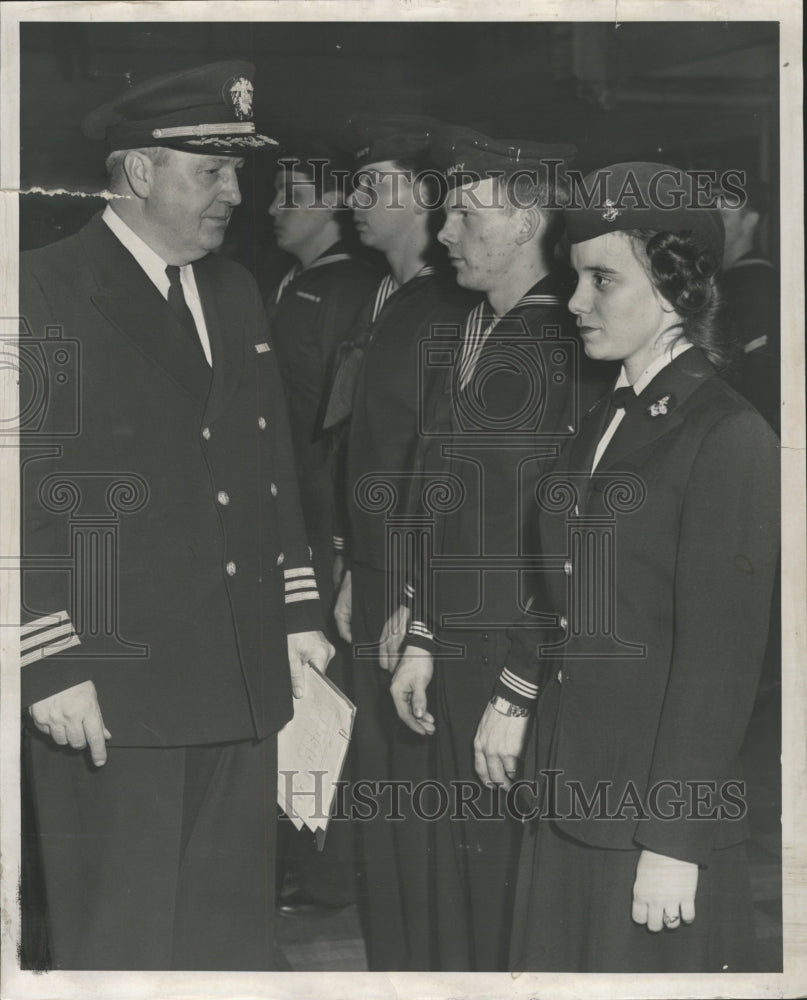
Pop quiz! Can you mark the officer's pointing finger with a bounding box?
[84,718,108,767]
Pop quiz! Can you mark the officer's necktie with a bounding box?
[165,265,206,363]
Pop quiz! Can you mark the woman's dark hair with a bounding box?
[627,228,735,370]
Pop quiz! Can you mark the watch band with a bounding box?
[490,695,531,718]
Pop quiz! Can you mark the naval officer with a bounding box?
[20,61,333,970]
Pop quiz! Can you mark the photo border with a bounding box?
[1,2,803,997]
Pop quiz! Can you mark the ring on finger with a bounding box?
[663,913,681,927]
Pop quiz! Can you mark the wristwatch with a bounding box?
[490,695,531,718]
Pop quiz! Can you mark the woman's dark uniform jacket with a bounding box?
[496,347,780,866]
[19,213,322,745]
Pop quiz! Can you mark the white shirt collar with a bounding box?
[101,205,212,366]
[103,204,177,295]
[615,337,693,397]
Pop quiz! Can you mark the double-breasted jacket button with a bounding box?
[226,561,237,576]
[270,483,278,497]
[202,426,211,440]
[277,553,285,566]
[559,615,568,630]
[482,632,489,642]
[564,560,573,576]
[482,655,490,665]
[217,491,230,506]
[258,416,267,430]
[557,669,563,684]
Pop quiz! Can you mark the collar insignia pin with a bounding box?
[647,394,672,418]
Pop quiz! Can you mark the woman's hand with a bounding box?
[632,849,698,932]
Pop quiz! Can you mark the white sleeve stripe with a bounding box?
[284,567,316,580]
[20,621,76,653]
[20,632,81,667]
[501,667,538,692]
[20,610,70,637]
[409,622,434,638]
[285,578,318,592]
[285,589,320,603]
[501,668,539,697]
[500,679,538,701]
[403,584,415,597]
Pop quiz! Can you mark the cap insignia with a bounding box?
[602,199,620,223]
[226,76,254,121]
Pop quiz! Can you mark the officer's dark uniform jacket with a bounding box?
[20,214,322,747]
[402,270,585,656]
[494,347,780,865]
[342,267,477,572]
[267,241,379,557]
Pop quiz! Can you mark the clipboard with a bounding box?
[277,662,356,850]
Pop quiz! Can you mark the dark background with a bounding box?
[20,20,780,282]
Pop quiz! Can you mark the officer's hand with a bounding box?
[377,603,410,672]
[288,631,335,697]
[28,680,111,767]
[390,648,435,736]
[333,569,352,643]
[632,849,698,932]
[473,701,531,791]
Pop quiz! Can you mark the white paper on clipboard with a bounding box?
[277,662,356,850]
